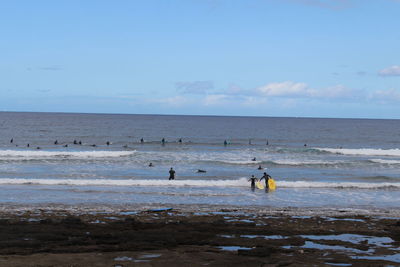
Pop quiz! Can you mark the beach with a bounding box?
[0,112,400,265]
[0,204,399,266]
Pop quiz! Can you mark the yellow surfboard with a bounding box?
[268,178,276,190]
[256,181,264,189]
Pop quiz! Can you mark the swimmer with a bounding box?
[252,157,257,161]
[257,165,263,170]
[149,162,154,167]
[197,169,206,173]
[10,138,13,143]
[224,140,228,146]
[54,140,58,145]
[140,138,144,143]
[106,141,110,146]
[168,167,175,180]
[73,140,78,145]
[259,172,272,189]
[248,175,258,190]
[63,144,68,147]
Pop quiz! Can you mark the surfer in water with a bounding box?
[248,175,258,191]
[257,165,263,170]
[259,172,271,189]
[169,167,175,180]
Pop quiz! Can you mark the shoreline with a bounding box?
[0,203,399,266]
[1,203,400,217]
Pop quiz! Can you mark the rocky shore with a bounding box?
[0,204,399,266]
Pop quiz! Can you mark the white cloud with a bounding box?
[202,94,230,106]
[256,81,356,100]
[151,96,190,106]
[370,88,400,103]
[378,65,400,77]
[308,85,359,100]
[257,81,309,97]
[175,81,214,94]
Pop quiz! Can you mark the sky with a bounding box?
[0,0,399,119]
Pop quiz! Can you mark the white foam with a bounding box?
[0,150,135,159]
[0,178,250,187]
[270,159,342,166]
[0,178,399,189]
[278,181,400,189]
[370,159,400,164]
[219,160,262,165]
[316,148,400,157]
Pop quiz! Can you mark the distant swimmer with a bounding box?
[27,144,30,147]
[149,162,154,167]
[54,140,58,145]
[10,138,13,143]
[106,141,110,146]
[162,138,165,145]
[266,140,269,146]
[259,172,271,189]
[140,138,144,143]
[169,167,175,180]
[304,144,307,147]
[123,145,128,148]
[252,157,257,161]
[91,144,96,147]
[197,169,206,173]
[248,175,258,190]
[178,138,182,143]
[78,141,82,145]
[224,140,228,146]
[257,165,263,170]
[73,140,78,145]
[36,147,41,150]
[63,144,68,147]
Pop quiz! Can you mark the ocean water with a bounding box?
[0,112,399,210]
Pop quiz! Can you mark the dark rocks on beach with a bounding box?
[0,209,398,266]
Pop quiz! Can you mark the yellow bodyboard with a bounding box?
[256,181,264,189]
[268,178,276,190]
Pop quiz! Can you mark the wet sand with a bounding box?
[0,204,399,266]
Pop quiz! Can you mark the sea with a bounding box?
[0,112,399,212]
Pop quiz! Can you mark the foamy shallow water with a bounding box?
[1,113,400,211]
[0,183,399,209]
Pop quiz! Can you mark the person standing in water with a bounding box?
[259,172,271,189]
[169,167,175,180]
[248,175,258,191]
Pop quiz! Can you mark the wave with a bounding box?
[369,159,400,164]
[0,178,399,189]
[216,160,262,165]
[266,159,345,166]
[315,148,400,157]
[0,150,135,159]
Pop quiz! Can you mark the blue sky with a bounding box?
[0,0,399,118]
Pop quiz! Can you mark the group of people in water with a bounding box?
[10,137,273,189]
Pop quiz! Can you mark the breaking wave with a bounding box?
[315,148,400,157]
[0,150,135,159]
[0,178,399,190]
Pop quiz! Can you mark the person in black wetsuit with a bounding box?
[259,172,271,189]
[248,175,258,191]
[169,167,175,180]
